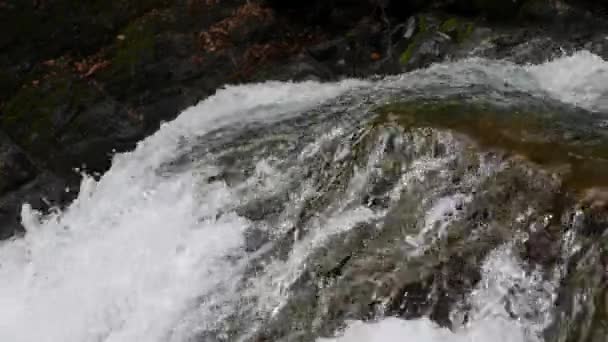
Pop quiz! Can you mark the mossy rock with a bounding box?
[398,32,450,70]
[439,17,475,43]
[398,15,430,66]
[399,14,449,67]
[1,73,99,156]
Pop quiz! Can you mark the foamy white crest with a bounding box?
[385,50,608,112]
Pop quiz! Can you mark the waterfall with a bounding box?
[1,53,608,342]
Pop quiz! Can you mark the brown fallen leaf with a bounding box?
[84,61,110,78]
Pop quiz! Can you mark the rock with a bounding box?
[399,31,452,71]
[56,99,144,174]
[252,52,335,82]
[0,72,145,177]
[0,132,37,194]
[438,17,475,43]
[525,229,561,265]
[307,39,345,62]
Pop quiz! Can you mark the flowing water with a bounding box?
[1,51,608,342]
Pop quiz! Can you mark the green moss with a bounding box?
[399,40,417,66]
[418,15,428,33]
[463,22,474,39]
[1,74,97,153]
[440,18,459,33]
[400,14,437,66]
[439,17,475,44]
[110,18,156,77]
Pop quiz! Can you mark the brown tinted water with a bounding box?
[375,101,608,193]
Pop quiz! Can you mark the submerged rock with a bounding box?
[185,95,608,341]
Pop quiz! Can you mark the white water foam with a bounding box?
[385,50,608,112]
[526,50,608,112]
[0,80,365,342]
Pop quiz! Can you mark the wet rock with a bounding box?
[57,99,144,174]
[279,54,335,81]
[240,117,569,341]
[237,196,287,222]
[525,228,561,265]
[1,72,144,177]
[429,255,483,328]
[438,17,475,43]
[399,31,452,71]
[546,232,608,342]
[581,208,608,236]
[244,227,270,252]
